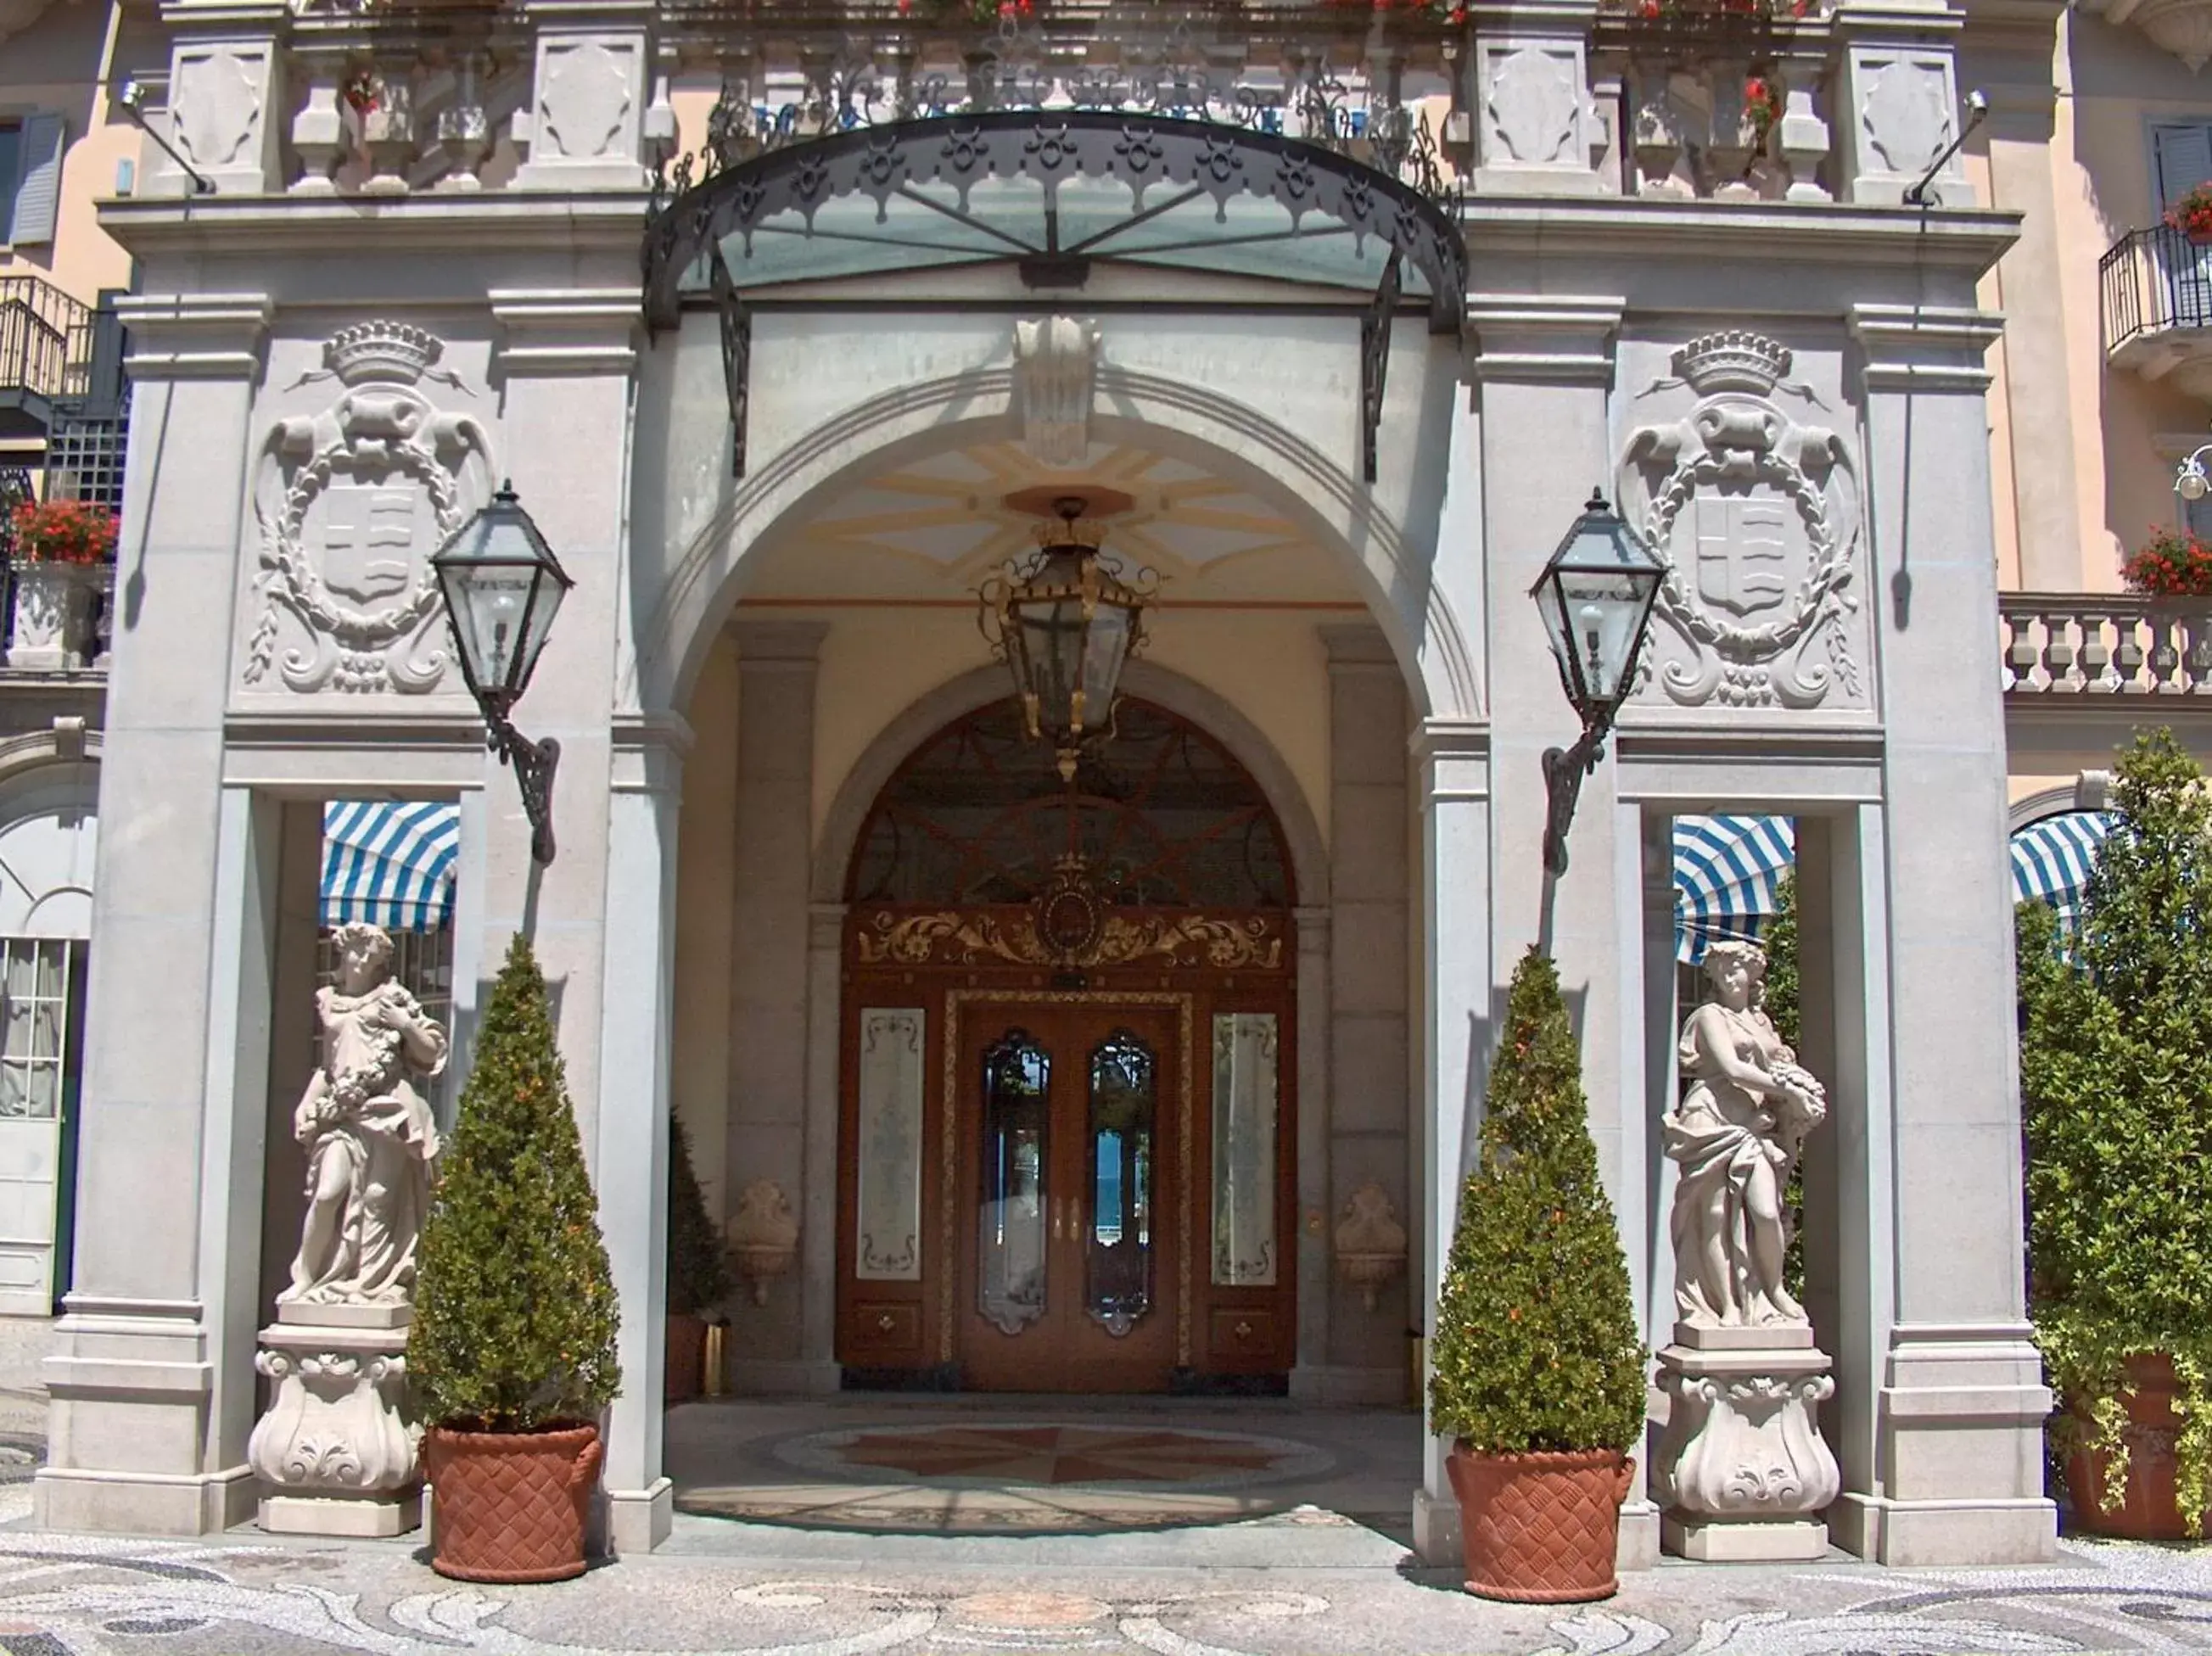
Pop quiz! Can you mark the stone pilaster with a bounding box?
[1466,0,1606,196]
[724,620,829,1388]
[1831,2,1971,206]
[153,1,289,195]
[1835,303,2056,1566]
[596,712,690,1556]
[36,294,273,1537]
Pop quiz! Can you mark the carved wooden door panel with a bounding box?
[957,1005,1179,1392]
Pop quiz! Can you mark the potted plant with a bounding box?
[6,497,115,671]
[2167,182,2212,245]
[408,936,620,1582]
[2019,729,2212,1541]
[1429,948,1648,1603]
[2122,527,2212,598]
[665,1112,730,1403]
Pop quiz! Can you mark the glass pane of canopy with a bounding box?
[692,168,1431,298]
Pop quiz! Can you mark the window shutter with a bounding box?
[5,113,65,246]
[2154,123,2212,210]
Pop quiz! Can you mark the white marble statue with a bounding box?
[281,922,447,1307]
[1663,940,1827,1329]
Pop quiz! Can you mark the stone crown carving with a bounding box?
[323,322,445,389]
[1672,332,1793,399]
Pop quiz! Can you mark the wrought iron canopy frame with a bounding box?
[641,110,1464,329]
[642,109,1464,478]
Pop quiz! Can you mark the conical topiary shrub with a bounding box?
[664,1111,730,1402]
[409,934,619,1582]
[1429,946,1647,1603]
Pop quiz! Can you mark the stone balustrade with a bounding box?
[125,0,1972,210]
[2000,592,2212,697]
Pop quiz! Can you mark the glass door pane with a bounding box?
[977,1030,1050,1336]
[1084,1030,1156,1337]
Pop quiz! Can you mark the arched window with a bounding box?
[848,698,1293,909]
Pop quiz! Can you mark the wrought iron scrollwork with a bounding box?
[709,246,751,478]
[1360,246,1403,486]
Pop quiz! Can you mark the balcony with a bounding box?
[2000,591,2212,697]
[0,276,94,440]
[2100,225,2212,401]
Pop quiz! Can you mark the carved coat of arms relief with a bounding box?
[1616,331,1870,713]
[246,322,492,696]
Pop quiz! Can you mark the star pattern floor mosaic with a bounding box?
[678,1420,1336,1534]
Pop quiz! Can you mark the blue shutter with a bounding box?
[6,113,65,246]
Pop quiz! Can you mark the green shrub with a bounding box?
[409,935,620,1431]
[1759,871,1806,1302]
[2019,728,2212,1519]
[1429,947,1648,1455]
[667,1111,730,1317]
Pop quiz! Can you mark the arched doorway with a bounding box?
[837,697,1296,1393]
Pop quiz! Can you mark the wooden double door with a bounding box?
[956,1003,1180,1392]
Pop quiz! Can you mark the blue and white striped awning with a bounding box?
[321,801,459,932]
[2009,811,2118,930]
[1674,814,1796,965]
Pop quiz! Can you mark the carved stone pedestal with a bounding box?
[248,1303,421,1538]
[1655,1323,1840,1562]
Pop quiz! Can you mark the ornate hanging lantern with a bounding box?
[977,496,1158,782]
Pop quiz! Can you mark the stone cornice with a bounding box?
[1467,294,1622,383]
[490,288,643,374]
[1850,301,2005,391]
[1459,199,2018,277]
[96,193,654,261]
[115,292,272,379]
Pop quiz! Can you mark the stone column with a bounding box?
[596,715,689,1555]
[800,900,845,1384]
[1840,304,2056,1566]
[1290,906,1331,1388]
[1319,624,1410,1404]
[36,293,273,1536]
[724,620,828,1387]
[1409,718,1489,1566]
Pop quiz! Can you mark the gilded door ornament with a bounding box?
[1617,331,1867,711]
[247,322,490,695]
[855,907,1283,971]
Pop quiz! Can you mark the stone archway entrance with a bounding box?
[835,697,1297,1392]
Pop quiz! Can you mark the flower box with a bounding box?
[2123,528,2212,598]
[8,498,115,567]
[2165,183,2212,246]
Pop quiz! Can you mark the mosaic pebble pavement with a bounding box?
[0,1429,2204,1656]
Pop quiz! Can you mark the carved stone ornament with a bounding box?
[540,38,632,161]
[1860,58,1952,179]
[249,1346,417,1494]
[1619,332,1867,711]
[1655,1346,1841,1560]
[247,322,490,695]
[171,43,263,172]
[1013,316,1100,470]
[2106,0,2212,71]
[280,923,447,1309]
[854,907,1285,972]
[1487,46,1582,165]
[727,1178,800,1306]
[1333,1181,1408,1313]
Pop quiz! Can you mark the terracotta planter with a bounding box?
[2063,1354,2212,1541]
[1446,1445,1633,1603]
[665,1313,706,1404]
[424,1422,601,1582]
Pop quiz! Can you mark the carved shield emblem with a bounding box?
[1691,495,1792,618]
[312,485,423,607]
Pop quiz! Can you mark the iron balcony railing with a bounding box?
[0,277,94,409]
[2099,224,2212,356]
[2001,591,2212,696]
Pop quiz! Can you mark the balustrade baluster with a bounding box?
[2043,611,2080,692]
[2113,610,2149,692]
[2002,608,2040,691]
[2079,608,2114,692]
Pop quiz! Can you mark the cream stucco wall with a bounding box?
[0,0,144,305]
[789,604,1340,861]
